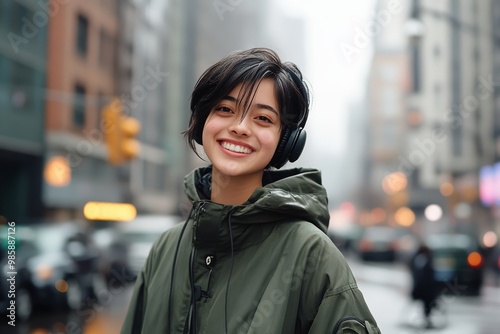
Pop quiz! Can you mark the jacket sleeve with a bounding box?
[120,270,147,334]
[307,284,381,334]
[303,236,381,334]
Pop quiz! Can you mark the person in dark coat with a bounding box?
[409,243,439,328]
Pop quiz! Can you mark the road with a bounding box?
[2,257,500,333]
[350,258,500,334]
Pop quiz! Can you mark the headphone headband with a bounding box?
[268,68,309,169]
[284,68,308,128]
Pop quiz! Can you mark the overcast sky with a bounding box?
[277,0,376,156]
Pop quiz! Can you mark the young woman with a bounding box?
[121,48,381,334]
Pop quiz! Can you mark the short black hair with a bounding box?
[184,47,309,157]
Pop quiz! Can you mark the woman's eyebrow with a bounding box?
[255,103,278,116]
[221,96,237,102]
[221,95,278,116]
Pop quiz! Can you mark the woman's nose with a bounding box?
[229,117,251,136]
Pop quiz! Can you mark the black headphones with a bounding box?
[268,68,308,169]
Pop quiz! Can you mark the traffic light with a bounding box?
[102,98,141,164]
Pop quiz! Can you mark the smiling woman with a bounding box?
[120,47,381,334]
[201,79,281,203]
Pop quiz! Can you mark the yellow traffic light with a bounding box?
[102,98,141,164]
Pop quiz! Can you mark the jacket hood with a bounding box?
[184,166,330,234]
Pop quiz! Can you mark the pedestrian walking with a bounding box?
[409,243,439,329]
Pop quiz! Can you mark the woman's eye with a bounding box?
[216,106,232,113]
[256,115,273,123]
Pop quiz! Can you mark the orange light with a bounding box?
[83,201,137,221]
[55,279,69,293]
[120,117,141,158]
[44,156,71,187]
[382,172,407,195]
[102,98,141,164]
[440,182,454,196]
[467,252,482,268]
[394,207,415,227]
[36,265,54,280]
[31,329,50,334]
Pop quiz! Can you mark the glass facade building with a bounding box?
[0,1,48,220]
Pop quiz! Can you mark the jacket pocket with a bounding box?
[332,316,377,334]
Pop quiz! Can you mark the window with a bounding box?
[382,123,395,146]
[9,60,34,112]
[0,1,11,32]
[382,88,398,116]
[99,29,108,66]
[73,84,86,126]
[411,45,421,93]
[451,0,462,157]
[76,14,89,56]
[97,91,106,130]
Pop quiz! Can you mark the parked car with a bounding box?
[0,221,105,320]
[356,226,400,262]
[426,233,485,295]
[93,215,182,280]
[327,224,363,255]
[1,224,37,321]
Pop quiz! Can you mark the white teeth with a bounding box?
[221,141,252,154]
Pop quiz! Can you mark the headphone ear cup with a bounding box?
[269,127,306,169]
[270,127,292,168]
[288,129,306,163]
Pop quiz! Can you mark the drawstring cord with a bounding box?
[224,208,236,334]
[171,204,235,333]
[188,246,198,333]
[168,205,195,332]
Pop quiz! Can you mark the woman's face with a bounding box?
[202,78,281,178]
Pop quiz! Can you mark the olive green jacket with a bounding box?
[121,167,381,333]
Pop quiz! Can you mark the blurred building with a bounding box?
[366,0,413,218]
[366,0,497,237]
[0,1,48,221]
[122,0,176,215]
[486,1,500,233]
[43,0,122,219]
[406,0,495,235]
[41,0,185,219]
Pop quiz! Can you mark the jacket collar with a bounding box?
[184,166,330,253]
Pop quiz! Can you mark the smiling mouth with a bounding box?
[220,141,253,154]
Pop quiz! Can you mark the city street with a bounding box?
[2,258,500,333]
[352,259,500,334]
[1,0,500,333]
